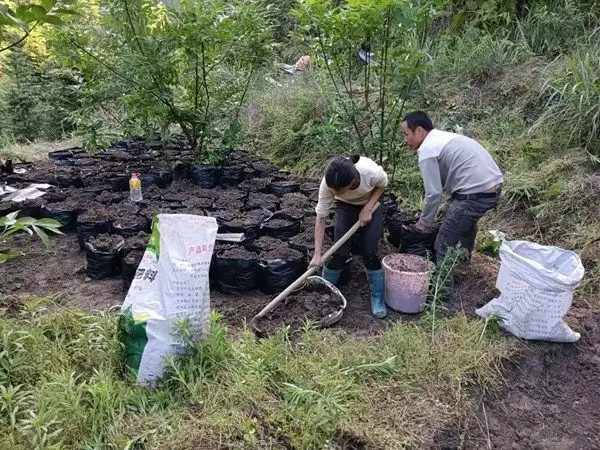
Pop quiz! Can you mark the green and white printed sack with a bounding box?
[119,214,218,385]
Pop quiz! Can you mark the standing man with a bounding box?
[400,111,503,264]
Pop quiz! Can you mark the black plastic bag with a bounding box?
[41,205,78,232]
[191,165,220,188]
[388,221,438,258]
[151,171,173,189]
[85,235,124,280]
[112,217,150,237]
[48,149,74,164]
[261,218,301,239]
[214,249,258,293]
[257,249,306,294]
[220,165,245,186]
[77,220,112,250]
[122,250,144,292]
[386,211,418,246]
[270,180,300,197]
[106,174,130,191]
[382,193,398,216]
[172,161,192,180]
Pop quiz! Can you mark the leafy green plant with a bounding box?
[53,0,274,159]
[0,0,78,53]
[294,0,440,180]
[0,211,63,262]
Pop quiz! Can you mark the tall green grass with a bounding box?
[0,302,515,449]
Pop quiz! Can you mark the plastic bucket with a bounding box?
[382,253,432,313]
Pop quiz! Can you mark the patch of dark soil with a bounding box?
[281,192,311,210]
[261,218,301,239]
[455,307,600,450]
[213,189,247,210]
[245,193,280,211]
[239,177,272,193]
[219,247,258,260]
[299,181,320,196]
[97,190,124,204]
[86,234,125,252]
[257,285,342,334]
[259,246,303,261]
[123,231,150,252]
[273,207,306,221]
[451,252,500,315]
[251,236,284,253]
[0,234,122,310]
[78,202,113,222]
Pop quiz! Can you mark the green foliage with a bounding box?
[53,0,274,159]
[0,0,78,53]
[533,43,600,158]
[0,211,63,262]
[0,49,79,143]
[294,0,441,178]
[0,303,514,449]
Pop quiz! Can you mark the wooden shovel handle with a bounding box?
[252,202,381,321]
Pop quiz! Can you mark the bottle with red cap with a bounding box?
[129,173,143,202]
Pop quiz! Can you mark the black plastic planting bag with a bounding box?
[214,256,258,293]
[107,174,130,191]
[41,206,78,232]
[220,165,244,186]
[122,250,144,292]
[112,217,150,237]
[382,193,398,216]
[270,180,300,197]
[191,165,220,188]
[261,218,301,239]
[77,220,112,250]
[388,222,438,258]
[172,161,192,180]
[258,255,306,295]
[85,238,124,280]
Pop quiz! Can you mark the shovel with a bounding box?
[251,202,381,330]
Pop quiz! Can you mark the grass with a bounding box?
[0,137,82,163]
[0,300,517,449]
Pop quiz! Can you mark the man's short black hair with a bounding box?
[403,111,434,132]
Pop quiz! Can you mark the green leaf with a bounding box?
[53,8,78,15]
[40,0,57,11]
[32,225,51,249]
[16,217,38,226]
[35,218,62,228]
[30,5,47,20]
[0,252,23,263]
[41,14,63,25]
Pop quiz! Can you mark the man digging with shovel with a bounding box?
[400,111,503,296]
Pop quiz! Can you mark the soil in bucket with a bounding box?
[122,250,144,292]
[258,284,343,334]
[382,253,431,314]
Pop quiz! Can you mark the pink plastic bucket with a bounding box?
[382,253,432,314]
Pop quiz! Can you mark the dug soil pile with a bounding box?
[258,285,343,335]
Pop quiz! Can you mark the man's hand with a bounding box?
[359,206,373,226]
[309,253,322,267]
[415,218,431,233]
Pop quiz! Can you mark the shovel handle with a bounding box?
[253,202,380,321]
